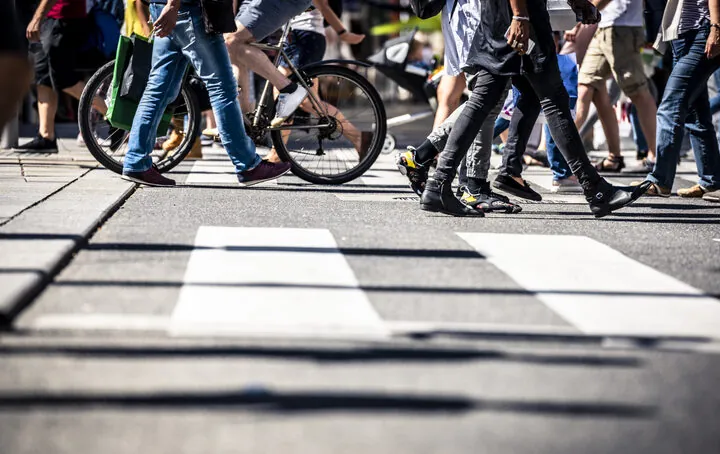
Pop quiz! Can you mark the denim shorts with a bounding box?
[281,30,326,69]
[236,0,312,41]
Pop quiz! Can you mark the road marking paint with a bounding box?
[458,232,720,338]
[170,227,389,338]
[714,239,720,243]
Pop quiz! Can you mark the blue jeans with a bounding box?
[710,69,720,115]
[124,4,260,173]
[629,104,649,153]
[493,117,510,138]
[545,96,577,181]
[647,23,720,190]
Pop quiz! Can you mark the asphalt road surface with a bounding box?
[2,139,720,454]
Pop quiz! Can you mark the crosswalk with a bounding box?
[26,226,720,343]
[174,146,706,205]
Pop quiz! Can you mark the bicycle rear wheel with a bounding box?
[78,60,201,175]
[271,64,387,185]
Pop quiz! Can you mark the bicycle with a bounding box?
[78,19,387,185]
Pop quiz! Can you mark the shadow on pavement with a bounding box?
[0,388,656,418]
[50,279,717,300]
[0,343,642,367]
[83,242,485,259]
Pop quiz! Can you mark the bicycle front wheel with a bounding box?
[78,60,201,175]
[271,64,387,185]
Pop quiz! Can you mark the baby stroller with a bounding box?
[367,28,445,153]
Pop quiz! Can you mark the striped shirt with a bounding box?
[679,0,710,34]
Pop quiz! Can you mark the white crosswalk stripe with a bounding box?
[170,226,389,338]
[458,232,720,338]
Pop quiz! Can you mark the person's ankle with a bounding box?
[467,177,486,194]
[510,175,524,185]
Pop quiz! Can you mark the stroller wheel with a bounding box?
[381,133,397,154]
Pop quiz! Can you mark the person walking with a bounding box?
[121,0,290,186]
[640,0,720,197]
[419,0,649,218]
[15,0,103,153]
[574,0,659,173]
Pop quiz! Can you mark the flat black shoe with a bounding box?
[587,179,651,218]
[420,180,484,217]
[492,174,542,201]
[13,135,58,153]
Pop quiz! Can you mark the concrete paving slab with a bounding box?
[0,169,134,323]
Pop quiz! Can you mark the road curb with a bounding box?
[0,177,137,326]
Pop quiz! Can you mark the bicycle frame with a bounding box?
[248,21,330,129]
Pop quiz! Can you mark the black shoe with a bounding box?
[13,135,58,153]
[492,174,542,201]
[396,147,430,196]
[420,179,484,217]
[586,179,651,218]
[459,184,523,214]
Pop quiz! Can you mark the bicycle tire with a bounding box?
[78,60,202,175]
[271,65,387,185]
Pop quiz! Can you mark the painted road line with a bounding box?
[458,232,720,338]
[171,227,389,338]
[184,159,277,186]
[334,193,418,202]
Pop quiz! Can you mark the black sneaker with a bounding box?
[459,184,522,214]
[14,136,58,153]
[492,173,542,201]
[122,166,176,187]
[396,147,430,196]
[238,160,292,187]
[587,179,650,218]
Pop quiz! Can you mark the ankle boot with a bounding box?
[420,179,484,217]
[586,179,651,218]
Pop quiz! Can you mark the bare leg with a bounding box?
[433,74,465,129]
[592,85,622,158]
[37,84,58,140]
[574,83,595,132]
[232,63,255,114]
[225,27,291,90]
[63,81,107,115]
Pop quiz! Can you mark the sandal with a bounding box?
[594,155,625,172]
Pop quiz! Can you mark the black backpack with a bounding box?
[409,0,446,19]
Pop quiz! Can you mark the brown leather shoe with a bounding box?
[677,184,707,198]
[184,138,203,160]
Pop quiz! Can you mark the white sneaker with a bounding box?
[76,132,85,146]
[551,177,583,193]
[270,85,308,127]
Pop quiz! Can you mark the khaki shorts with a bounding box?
[577,26,647,96]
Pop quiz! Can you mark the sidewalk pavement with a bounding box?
[0,138,135,324]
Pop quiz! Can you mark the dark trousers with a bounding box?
[434,65,602,191]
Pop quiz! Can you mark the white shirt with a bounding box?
[442,0,479,76]
[598,0,644,27]
[290,8,325,35]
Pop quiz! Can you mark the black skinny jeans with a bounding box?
[434,64,603,191]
